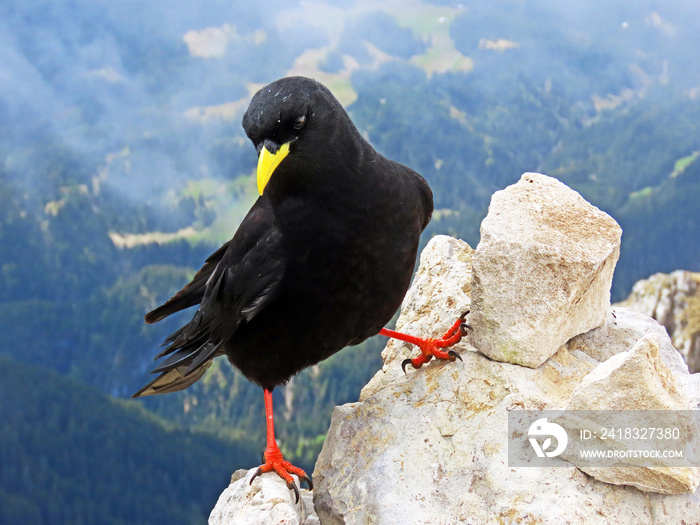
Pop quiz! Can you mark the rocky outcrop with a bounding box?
[469,172,622,368]
[313,174,699,524]
[209,469,319,525]
[618,270,700,373]
[312,234,699,524]
[209,173,700,524]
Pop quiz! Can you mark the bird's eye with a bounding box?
[293,115,307,130]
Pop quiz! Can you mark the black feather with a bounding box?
[144,241,231,324]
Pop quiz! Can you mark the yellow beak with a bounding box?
[257,142,291,195]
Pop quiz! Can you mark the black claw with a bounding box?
[401,358,413,373]
[250,467,263,485]
[448,350,463,362]
[251,469,309,504]
[301,474,313,491]
[459,310,471,336]
[287,480,300,504]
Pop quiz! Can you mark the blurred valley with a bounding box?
[1,0,699,523]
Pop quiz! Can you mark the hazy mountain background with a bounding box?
[1,0,699,522]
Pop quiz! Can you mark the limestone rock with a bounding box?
[313,235,700,525]
[565,308,700,409]
[361,235,474,399]
[618,270,700,372]
[208,469,318,525]
[468,173,622,368]
[567,334,689,411]
[563,334,700,494]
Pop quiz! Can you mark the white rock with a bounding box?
[468,173,622,368]
[566,307,700,410]
[362,235,474,399]
[313,235,700,525]
[567,334,689,411]
[563,334,699,494]
[209,469,317,525]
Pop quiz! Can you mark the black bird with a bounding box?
[133,76,466,501]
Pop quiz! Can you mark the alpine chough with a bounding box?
[133,76,467,500]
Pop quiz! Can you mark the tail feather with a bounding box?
[144,241,230,325]
[136,240,235,397]
[134,315,224,398]
[151,346,202,374]
[133,340,222,398]
[132,361,213,398]
[144,295,200,325]
[154,312,205,360]
[154,330,184,360]
[186,341,222,375]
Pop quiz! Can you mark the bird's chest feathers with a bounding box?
[281,203,372,263]
[276,195,407,283]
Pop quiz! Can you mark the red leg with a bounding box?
[250,388,312,502]
[379,310,469,372]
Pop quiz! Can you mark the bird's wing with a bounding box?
[133,198,286,397]
[144,241,231,324]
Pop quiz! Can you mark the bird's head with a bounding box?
[242,76,358,196]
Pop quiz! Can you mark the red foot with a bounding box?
[379,310,470,372]
[250,444,312,503]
